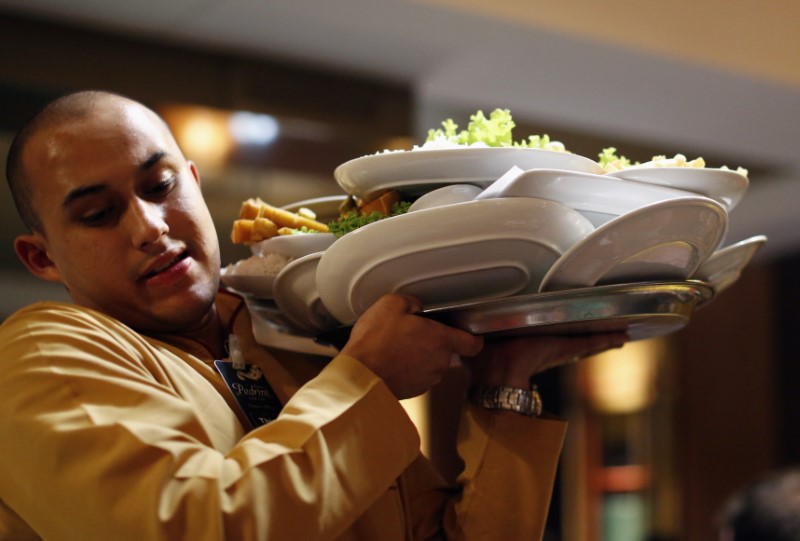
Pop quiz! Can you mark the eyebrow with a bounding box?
[61,151,168,207]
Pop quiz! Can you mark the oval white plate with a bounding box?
[605,167,748,211]
[691,234,767,293]
[334,147,603,200]
[408,184,482,212]
[539,197,728,292]
[220,272,277,299]
[251,233,336,258]
[273,252,340,332]
[316,197,595,324]
[476,166,693,227]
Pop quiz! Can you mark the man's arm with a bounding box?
[0,304,421,541]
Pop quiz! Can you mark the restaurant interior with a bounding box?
[1,2,799,540]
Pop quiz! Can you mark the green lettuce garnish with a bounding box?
[425,108,566,151]
[598,147,631,169]
[327,201,412,238]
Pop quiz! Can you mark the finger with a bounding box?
[382,293,424,315]
[577,331,629,353]
[447,327,484,358]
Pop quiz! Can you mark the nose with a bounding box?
[126,198,169,249]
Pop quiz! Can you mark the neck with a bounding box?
[178,304,228,359]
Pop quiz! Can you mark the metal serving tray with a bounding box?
[315,281,715,349]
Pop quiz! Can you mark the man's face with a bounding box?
[19,97,221,333]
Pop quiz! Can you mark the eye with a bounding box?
[145,175,177,198]
[79,206,117,226]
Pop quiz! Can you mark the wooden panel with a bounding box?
[673,263,778,541]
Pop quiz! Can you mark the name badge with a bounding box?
[214,360,282,429]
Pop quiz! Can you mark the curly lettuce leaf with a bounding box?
[424,108,565,151]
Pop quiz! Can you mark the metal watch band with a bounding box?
[468,384,543,417]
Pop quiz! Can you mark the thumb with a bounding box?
[449,328,484,358]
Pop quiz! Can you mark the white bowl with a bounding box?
[408,184,483,212]
[273,252,340,332]
[316,197,595,324]
[692,235,767,293]
[605,167,748,211]
[539,197,729,292]
[281,195,348,222]
[251,233,336,258]
[220,272,277,299]
[476,166,698,227]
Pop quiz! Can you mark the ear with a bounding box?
[188,160,201,186]
[13,234,63,283]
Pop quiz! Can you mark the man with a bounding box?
[0,90,626,540]
[718,468,800,541]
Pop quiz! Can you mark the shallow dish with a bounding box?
[316,197,595,324]
[251,232,336,258]
[605,167,748,211]
[334,147,604,200]
[691,234,767,293]
[273,252,340,333]
[246,298,339,357]
[539,196,728,292]
[220,272,277,299]
[476,166,693,226]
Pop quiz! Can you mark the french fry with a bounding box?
[232,198,330,244]
[257,202,329,233]
[231,219,255,244]
[238,198,263,220]
[253,217,279,240]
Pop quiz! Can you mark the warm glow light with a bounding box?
[586,340,662,414]
[159,106,234,171]
[179,111,232,168]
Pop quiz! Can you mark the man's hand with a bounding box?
[341,294,483,400]
[465,333,629,388]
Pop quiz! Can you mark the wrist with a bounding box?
[468,384,543,417]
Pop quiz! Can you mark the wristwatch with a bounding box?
[469,384,543,417]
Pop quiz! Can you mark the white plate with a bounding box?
[539,197,728,292]
[407,184,482,212]
[246,298,339,357]
[605,167,748,211]
[316,198,595,324]
[273,252,340,332]
[281,195,348,222]
[691,234,767,293]
[334,147,604,200]
[251,233,336,258]
[476,166,694,226]
[220,272,277,299]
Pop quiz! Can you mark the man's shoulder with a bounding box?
[1,301,133,342]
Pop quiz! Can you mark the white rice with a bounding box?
[224,253,293,277]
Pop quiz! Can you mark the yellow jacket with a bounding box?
[0,292,567,540]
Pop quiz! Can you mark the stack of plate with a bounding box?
[224,147,766,348]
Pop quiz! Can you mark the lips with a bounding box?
[141,249,190,281]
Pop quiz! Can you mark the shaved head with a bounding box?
[6,90,153,233]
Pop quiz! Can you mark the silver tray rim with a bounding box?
[420,280,715,341]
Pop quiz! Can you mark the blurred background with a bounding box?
[1,1,798,539]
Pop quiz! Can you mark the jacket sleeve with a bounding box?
[401,403,567,541]
[0,306,421,541]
